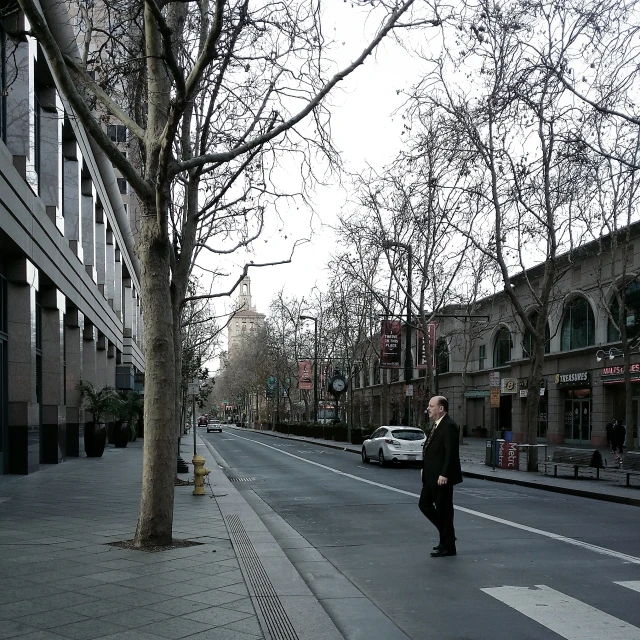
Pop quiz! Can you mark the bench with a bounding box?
[610,452,640,487]
[543,448,603,480]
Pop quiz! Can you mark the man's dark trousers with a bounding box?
[419,483,455,549]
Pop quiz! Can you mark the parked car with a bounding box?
[361,426,426,466]
[207,419,222,433]
[197,416,208,427]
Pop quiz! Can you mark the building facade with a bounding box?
[0,12,144,474]
[351,230,640,449]
[227,277,265,357]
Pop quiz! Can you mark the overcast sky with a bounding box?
[197,3,428,335]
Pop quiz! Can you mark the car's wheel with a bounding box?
[361,447,369,464]
[378,450,387,467]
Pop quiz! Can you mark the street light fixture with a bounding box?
[300,315,318,423]
[382,240,413,426]
[596,348,624,362]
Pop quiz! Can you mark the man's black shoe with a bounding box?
[430,548,456,557]
[433,544,443,551]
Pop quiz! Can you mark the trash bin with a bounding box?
[504,430,513,442]
[485,440,494,466]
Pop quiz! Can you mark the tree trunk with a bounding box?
[524,344,544,472]
[134,213,176,547]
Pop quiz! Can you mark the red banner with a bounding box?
[380,320,402,368]
[298,360,313,390]
[417,322,437,369]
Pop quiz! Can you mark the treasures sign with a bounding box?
[554,371,590,387]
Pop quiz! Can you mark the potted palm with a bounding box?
[112,390,144,448]
[78,381,116,457]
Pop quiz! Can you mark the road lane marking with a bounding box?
[615,581,640,593]
[224,430,640,565]
[482,585,640,639]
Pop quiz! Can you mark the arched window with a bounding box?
[607,281,640,342]
[523,311,551,357]
[242,284,248,295]
[493,327,511,367]
[561,296,595,350]
[436,339,449,374]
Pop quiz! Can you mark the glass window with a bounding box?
[523,311,551,357]
[561,297,595,350]
[493,327,512,366]
[391,429,425,441]
[107,124,127,143]
[117,177,128,195]
[607,281,640,342]
[478,344,486,370]
[436,339,449,374]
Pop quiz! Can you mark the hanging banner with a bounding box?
[417,322,437,369]
[266,376,276,398]
[298,361,313,390]
[380,320,402,368]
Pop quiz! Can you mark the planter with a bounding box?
[84,421,107,457]
[113,421,130,448]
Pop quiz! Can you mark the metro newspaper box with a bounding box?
[497,440,519,470]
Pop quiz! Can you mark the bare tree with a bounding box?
[18,0,444,545]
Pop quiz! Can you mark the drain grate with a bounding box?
[227,476,254,482]
[226,514,299,640]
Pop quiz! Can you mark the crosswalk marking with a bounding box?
[616,581,640,594]
[482,585,640,640]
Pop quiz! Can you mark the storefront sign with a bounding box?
[601,363,640,377]
[464,390,490,398]
[518,378,546,397]
[489,371,500,388]
[490,387,501,408]
[554,371,590,387]
[501,378,518,394]
[380,320,402,368]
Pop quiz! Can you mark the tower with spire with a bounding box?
[227,276,265,356]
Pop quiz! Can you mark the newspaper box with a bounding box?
[496,441,519,470]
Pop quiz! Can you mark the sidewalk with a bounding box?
[238,427,640,507]
[0,436,344,640]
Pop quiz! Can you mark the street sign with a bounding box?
[188,379,200,395]
[490,387,501,408]
[489,371,500,388]
[405,384,414,397]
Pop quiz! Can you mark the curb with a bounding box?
[232,427,640,508]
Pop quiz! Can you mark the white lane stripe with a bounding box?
[616,581,640,593]
[225,430,640,565]
[482,585,640,640]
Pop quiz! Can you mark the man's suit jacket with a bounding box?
[422,414,463,487]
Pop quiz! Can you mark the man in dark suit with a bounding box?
[419,396,462,557]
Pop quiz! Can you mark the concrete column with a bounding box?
[95,204,106,297]
[39,87,63,232]
[6,257,39,474]
[82,322,97,387]
[123,280,133,338]
[40,288,66,463]
[5,28,38,191]
[81,177,96,281]
[105,228,115,307]
[114,246,122,320]
[64,309,84,456]
[107,341,117,388]
[96,332,107,390]
[63,142,83,262]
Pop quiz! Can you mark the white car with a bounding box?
[207,419,222,433]
[361,426,426,466]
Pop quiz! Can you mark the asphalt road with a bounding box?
[204,427,640,640]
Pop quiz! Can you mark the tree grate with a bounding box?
[225,513,299,640]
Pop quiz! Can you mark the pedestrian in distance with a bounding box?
[612,420,626,467]
[419,395,462,558]
[605,417,616,453]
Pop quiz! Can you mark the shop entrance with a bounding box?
[564,398,591,443]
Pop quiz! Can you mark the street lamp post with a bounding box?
[383,241,413,426]
[300,315,318,423]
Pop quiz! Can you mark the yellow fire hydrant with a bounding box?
[192,454,211,496]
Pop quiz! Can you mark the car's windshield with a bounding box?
[391,429,425,441]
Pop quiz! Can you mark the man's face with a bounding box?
[427,398,442,421]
